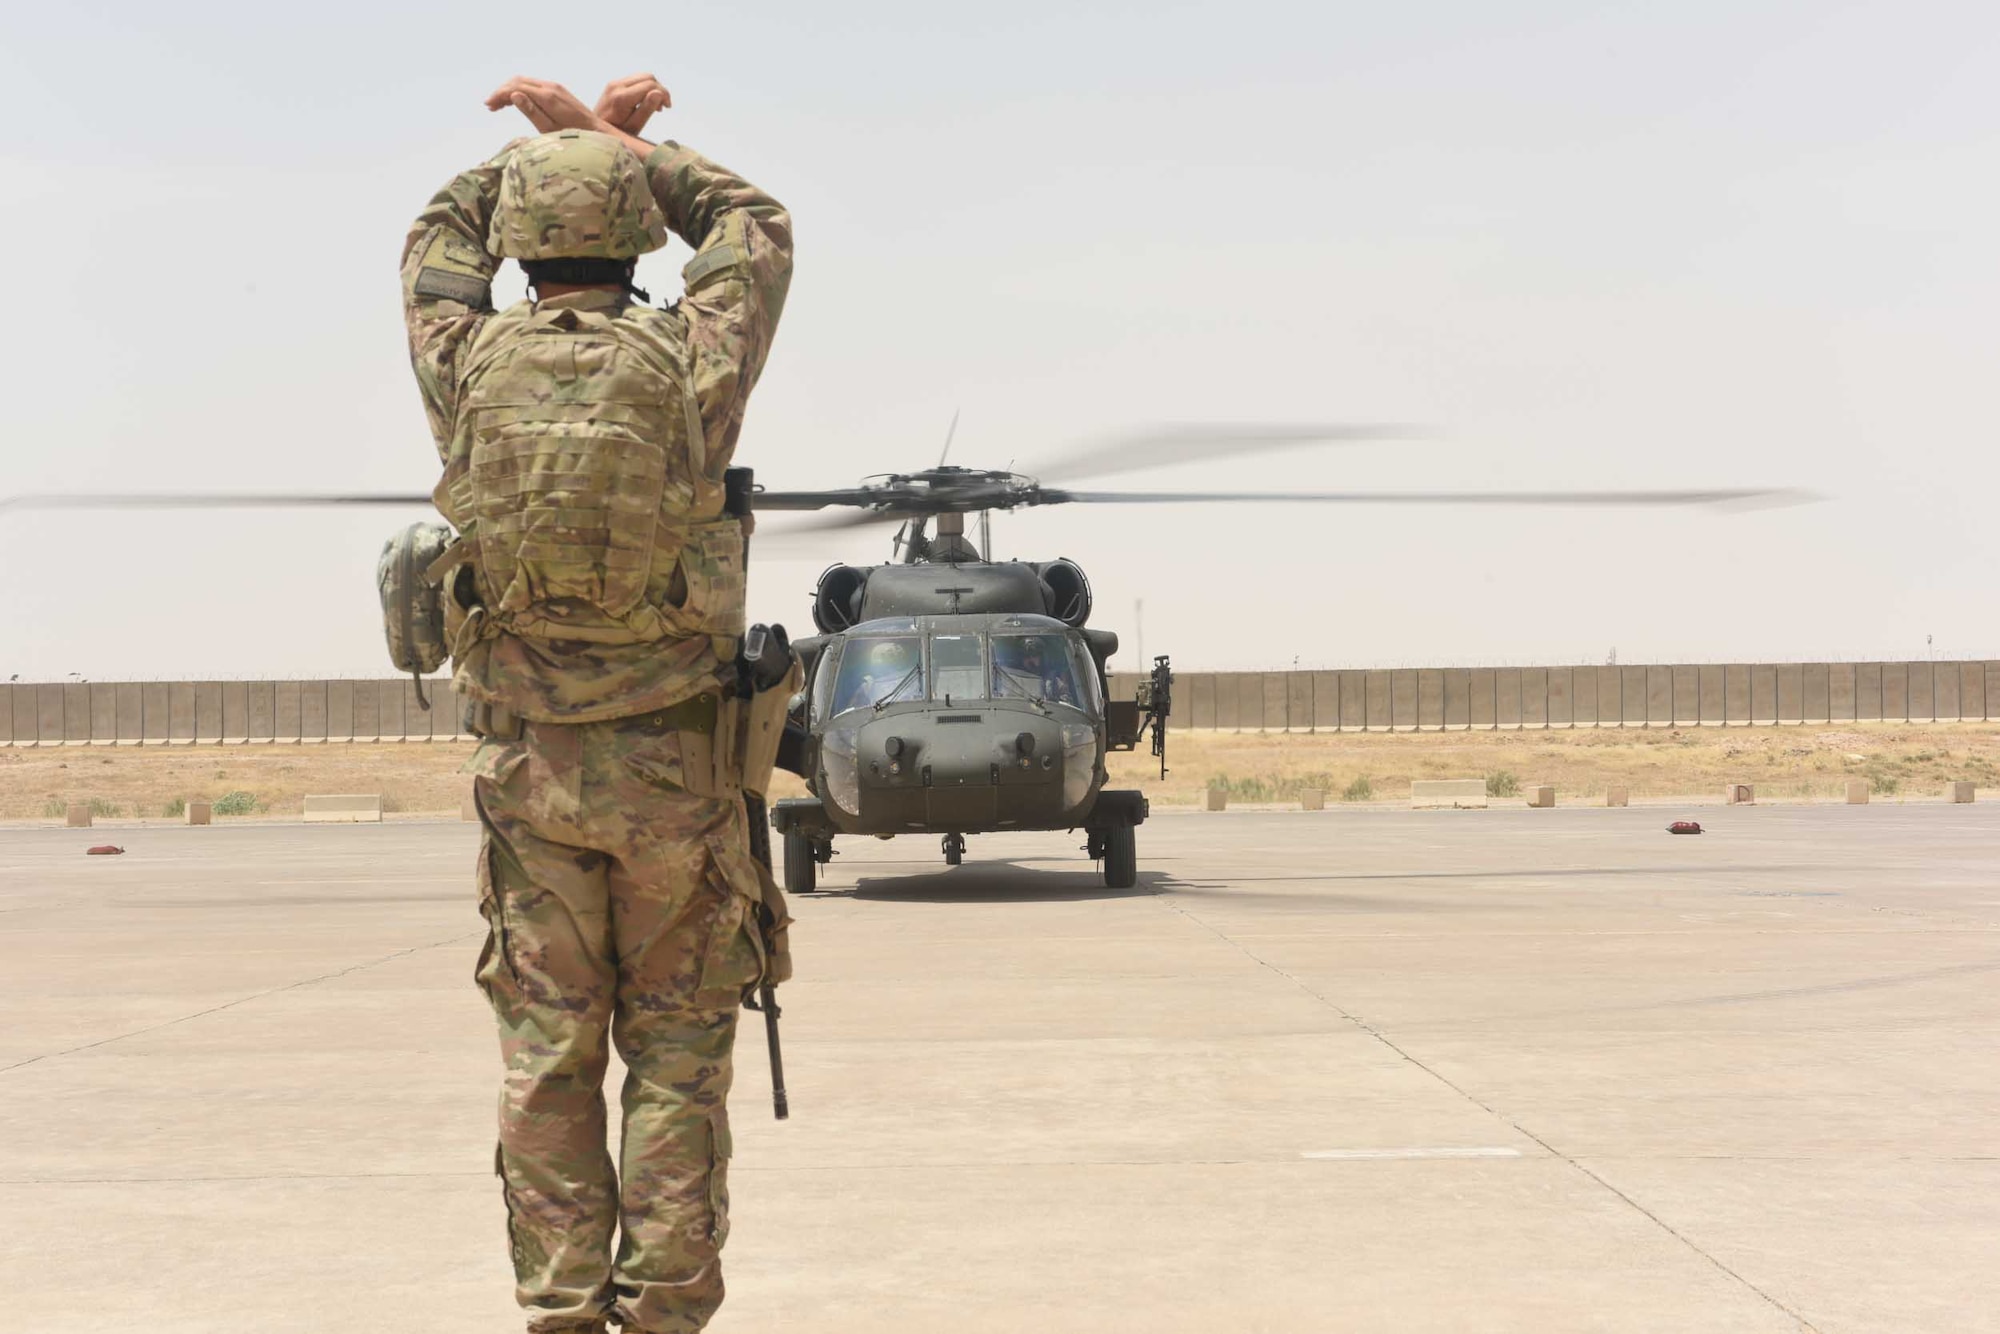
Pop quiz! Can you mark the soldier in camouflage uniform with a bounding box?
[399,74,792,1334]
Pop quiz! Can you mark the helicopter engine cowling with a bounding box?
[1034,559,1093,627]
[812,564,870,633]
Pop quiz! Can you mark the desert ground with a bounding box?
[3,722,1997,820]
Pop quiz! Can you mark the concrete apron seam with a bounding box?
[1149,891,1826,1334]
[0,928,484,1078]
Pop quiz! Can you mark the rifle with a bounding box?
[729,466,792,1121]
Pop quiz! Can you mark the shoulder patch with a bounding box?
[413,267,491,306]
[683,245,743,287]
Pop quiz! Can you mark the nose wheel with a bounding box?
[942,833,965,867]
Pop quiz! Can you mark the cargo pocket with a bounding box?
[707,1108,733,1247]
[473,837,521,997]
[695,836,767,1005]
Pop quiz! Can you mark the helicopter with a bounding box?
[1,424,1808,892]
[726,428,1809,891]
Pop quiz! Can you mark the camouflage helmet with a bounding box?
[489,130,668,261]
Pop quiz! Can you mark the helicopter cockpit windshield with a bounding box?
[992,632,1085,708]
[830,635,925,715]
[929,633,985,701]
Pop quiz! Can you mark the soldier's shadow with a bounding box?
[823,862,1170,904]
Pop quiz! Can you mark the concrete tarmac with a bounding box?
[2,805,1995,1333]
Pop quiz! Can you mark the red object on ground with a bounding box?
[1667,821,1703,835]
[86,844,125,855]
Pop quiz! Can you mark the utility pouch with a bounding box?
[674,693,742,801]
[376,522,457,704]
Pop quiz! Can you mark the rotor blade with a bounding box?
[0,491,432,519]
[1044,487,1819,508]
[749,488,888,512]
[756,506,907,535]
[1024,422,1421,484]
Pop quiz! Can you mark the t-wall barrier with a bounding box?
[4,662,1998,744]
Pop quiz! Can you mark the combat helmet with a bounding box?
[490,130,667,260]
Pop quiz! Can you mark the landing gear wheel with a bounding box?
[942,832,965,867]
[1102,824,1136,889]
[783,829,817,894]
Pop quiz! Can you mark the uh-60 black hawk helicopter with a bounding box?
[1,424,1805,893]
[728,422,1806,892]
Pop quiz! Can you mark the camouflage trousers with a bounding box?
[469,712,767,1334]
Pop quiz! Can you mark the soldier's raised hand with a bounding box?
[485,77,601,134]
[595,74,672,136]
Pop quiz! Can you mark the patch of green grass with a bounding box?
[212,790,261,816]
[1870,774,1900,795]
[1342,775,1374,802]
[164,797,186,818]
[44,796,121,817]
[1208,771,1340,803]
[1486,770,1520,797]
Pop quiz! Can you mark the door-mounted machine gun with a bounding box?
[1106,654,1173,780]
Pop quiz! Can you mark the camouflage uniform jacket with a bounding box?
[400,140,793,723]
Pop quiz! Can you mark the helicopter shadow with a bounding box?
[823,859,1170,904]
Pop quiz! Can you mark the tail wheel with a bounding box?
[943,833,965,866]
[1102,824,1136,889]
[783,829,818,894]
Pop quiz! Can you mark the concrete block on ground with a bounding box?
[66,803,91,828]
[185,801,212,825]
[1605,786,1630,808]
[460,793,479,822]
[1204,787,1228,812]
[1526,785,1555,808]
[1845,780,1870,805]
[303,794,384,824]
[1726,784,1755,806]
[1411,779,1487,809]
[1299,789,1325,811]
[1946,781,1975,804]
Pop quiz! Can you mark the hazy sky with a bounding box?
[2,1,1994,679]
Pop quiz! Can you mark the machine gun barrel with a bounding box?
[729,465,791,1120]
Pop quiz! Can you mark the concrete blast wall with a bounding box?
[6,660,2000,743]
[1105,660,2000,732]
[2,679,465,745]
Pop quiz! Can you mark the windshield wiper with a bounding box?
[872,665,921,712]
[996,667,1053,712]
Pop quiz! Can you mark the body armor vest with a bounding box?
[452,300,746,648]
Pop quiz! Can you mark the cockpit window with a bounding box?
[930,633,986,701]
[991,633,1081,707]
[830,636,924,715]
[1068,639,1104,713]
